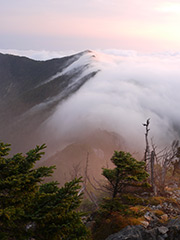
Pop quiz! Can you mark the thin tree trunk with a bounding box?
[143,119,150,171]
[112,169,120,199]
[161,160,167,193]
[150,150,156,195]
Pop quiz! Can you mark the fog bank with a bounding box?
[41,50,180,155]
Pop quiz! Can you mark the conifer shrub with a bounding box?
[0,141,88,240]
[120,193,149,206]
[102,151,149,198]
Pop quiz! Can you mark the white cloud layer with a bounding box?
[38,49,180,155]
[2,48,180,155]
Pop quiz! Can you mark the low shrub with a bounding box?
[121,193,148,206]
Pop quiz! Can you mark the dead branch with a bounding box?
[143,118,151,171]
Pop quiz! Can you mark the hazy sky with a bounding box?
[1,0,180,52]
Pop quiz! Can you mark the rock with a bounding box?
[144,215,151,221]
[157,226,168,234]
[105,225,151,240]
[161,214,168,222]
[140,220,149,228]
[168,219,180,240]
[144,211,157,221]
[105,219,180,240]
[157,236,166,240]
[144,211,159,228]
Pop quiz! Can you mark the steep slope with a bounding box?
[0,50,99,153]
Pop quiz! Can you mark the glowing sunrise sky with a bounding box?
[1,0,180,52]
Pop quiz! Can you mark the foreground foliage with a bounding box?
[0,142,88,240]
[89,152,150,239]
[102,151,149,198]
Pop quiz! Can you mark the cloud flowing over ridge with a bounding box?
[40,50,180,155]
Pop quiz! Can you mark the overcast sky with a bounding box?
[1,0,180,52]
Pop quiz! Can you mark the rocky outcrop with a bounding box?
[105,219,180,240]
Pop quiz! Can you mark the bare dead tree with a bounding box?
[143,119,157,195]
[83,152,98,207]
[73,151,109,207]
[143,118,151,171]
[161,140,179,189]
[151,140,179,194]
[150,150,156,195]
[142,120,179,195]
[172,144,180,176]
[92,176,111,194]
[69,152,98,207]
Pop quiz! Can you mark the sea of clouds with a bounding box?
[2,48,180,155]
[41,50,180,154]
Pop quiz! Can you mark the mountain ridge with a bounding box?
[0,50,100,154]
